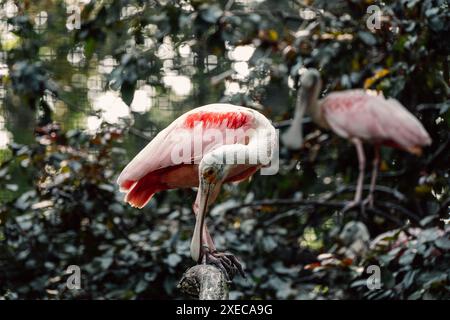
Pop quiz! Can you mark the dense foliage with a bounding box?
[0,0,449,299]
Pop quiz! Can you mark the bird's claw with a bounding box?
[201,248,245,282]
[341,200,363,213]
[362,195,374,209]
[341,196,375,214]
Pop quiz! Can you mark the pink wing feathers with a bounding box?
[321,90,431,154]
[117,104,256,208]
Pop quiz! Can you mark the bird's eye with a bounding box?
[203,168,214,178]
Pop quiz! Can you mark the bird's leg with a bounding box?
[363,145,380,208]
[353,138,366,204]
[201,224,245,281]
[192,186,244,281]
[202,226,216,253]
[342,138,365,213]
[200,226,245,281]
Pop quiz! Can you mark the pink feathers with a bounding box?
[117,104,267,209]
[321,90,431,154]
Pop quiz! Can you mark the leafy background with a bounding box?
[0,0,449,299]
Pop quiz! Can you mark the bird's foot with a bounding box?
[362,195,374,209]
[341,200,363,214]
[201,247,245,282]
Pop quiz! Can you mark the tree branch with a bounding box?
[177,265,229,300]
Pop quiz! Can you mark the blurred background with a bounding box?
[0,0,449,299]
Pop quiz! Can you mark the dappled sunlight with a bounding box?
[229,45,255,62]
[178,43,192,57]
[163,74,192,96]
[67,46,85,66]
[0,130,11,149]
[98,56,118,74]
[0,62,8,76]
[131,86,153,113]
[1,0,18,18]
[92,91,130,123]
[224,81,242,95]
[0,115,11,149]
[86,115,102,133]
[233,61,250,79]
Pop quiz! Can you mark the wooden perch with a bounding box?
[177,265,229,300]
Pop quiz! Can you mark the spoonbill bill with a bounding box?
[282,69,431,210]
[118,104,277,278]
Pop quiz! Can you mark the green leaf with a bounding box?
[399,250,416,265]
[408,290,423,300]
[435,237,450,250]
[402,270,418,289]
[121,81,136,106]
[358,31,377,46]
[100,257,113,270]
[167,253,181,267]
[200,5,223,24]
[84,37,96,60]
[419,215,438,227]
[135,279,148,293]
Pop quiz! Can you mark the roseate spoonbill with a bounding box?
[282,69,431,210]
[117,104,277,279]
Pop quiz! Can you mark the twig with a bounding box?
[426,132,450,167]
[377,202,420,223]
[435,196,450,216]
[222,186,417,226]
[224,185,407,212]
[178,265,229,300]
[328,185,408,202]
[224,0,234,11]
[274,117,311,129]
[128,127,153,141]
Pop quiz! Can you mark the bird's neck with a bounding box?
[211,131,275,168]
[306,99,326,128]
[299,87,327,129]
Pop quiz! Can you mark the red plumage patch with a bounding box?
[125,173,164,209]
[325,96,365,110]
[120,179,136,191]
[184,111,250,129]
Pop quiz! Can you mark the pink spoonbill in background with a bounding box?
[118,104,277,279]
[282,69,431,210]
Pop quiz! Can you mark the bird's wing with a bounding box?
[321,90,431,152]
[117,104,256,191]
[380,97,432,150]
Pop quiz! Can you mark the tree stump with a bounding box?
[177,265,229,300]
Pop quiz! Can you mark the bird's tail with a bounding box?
[123,173,163,209]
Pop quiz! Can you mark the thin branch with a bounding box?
[222,186,417,226]
[426,132,450,166]
[128,127,153,141]
[321,185,408,202]
[435,196,450,216]
[224,0,235,11]
[376,202,420,223]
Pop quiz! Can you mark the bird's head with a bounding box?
[282,69,323,150]
[199,152,231,185]
[300,68,322,93]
